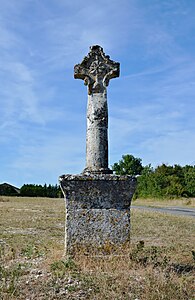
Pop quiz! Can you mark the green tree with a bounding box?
[183,166,195,197]
[112,156,195,199]
[20,184,62,198]
[135,164,155,198]
[154,164,185,198]
[112,154,143,176]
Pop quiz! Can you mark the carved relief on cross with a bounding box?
[74,45,120,95]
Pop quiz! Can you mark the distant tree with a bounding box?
[154,164,185,198]
[135,164,155,198]
[136,163,188,199]
[183,165,195,197]
[20,184,63,198]
[112,154,143,176]
[20,184,35,197]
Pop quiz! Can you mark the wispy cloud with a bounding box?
[109,50,195,166]
[9,131,86,186]
[0,0,195,186]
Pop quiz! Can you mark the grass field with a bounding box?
[0,196,194,299]
[133,197,195,208]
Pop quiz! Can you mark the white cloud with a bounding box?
[0,0,195,186]
[109,54,195,166]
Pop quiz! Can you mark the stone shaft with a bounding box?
[74,45,120,174]
[85,92,110,173]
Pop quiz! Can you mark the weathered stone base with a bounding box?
[59,174,136,255]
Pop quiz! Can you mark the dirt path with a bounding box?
[131,205,195,217]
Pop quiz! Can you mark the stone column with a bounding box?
[74,45,119,174]
[85,92,110,173]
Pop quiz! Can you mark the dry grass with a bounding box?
[0,196,194,299]
[0,196,65,255]
[133,197,195,208]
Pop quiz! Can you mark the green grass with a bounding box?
[0,196,194,299]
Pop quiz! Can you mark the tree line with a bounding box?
[1,154,194,199]
[112,154,195,199]
[20,184,63,198]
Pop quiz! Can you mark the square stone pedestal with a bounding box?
[59,174,136,255]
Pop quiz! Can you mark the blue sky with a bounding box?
[0,0,195,187]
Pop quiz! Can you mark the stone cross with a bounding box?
[60,46,136,255]
[74,45,120,174]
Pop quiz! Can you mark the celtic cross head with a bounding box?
[74,45,120,95]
